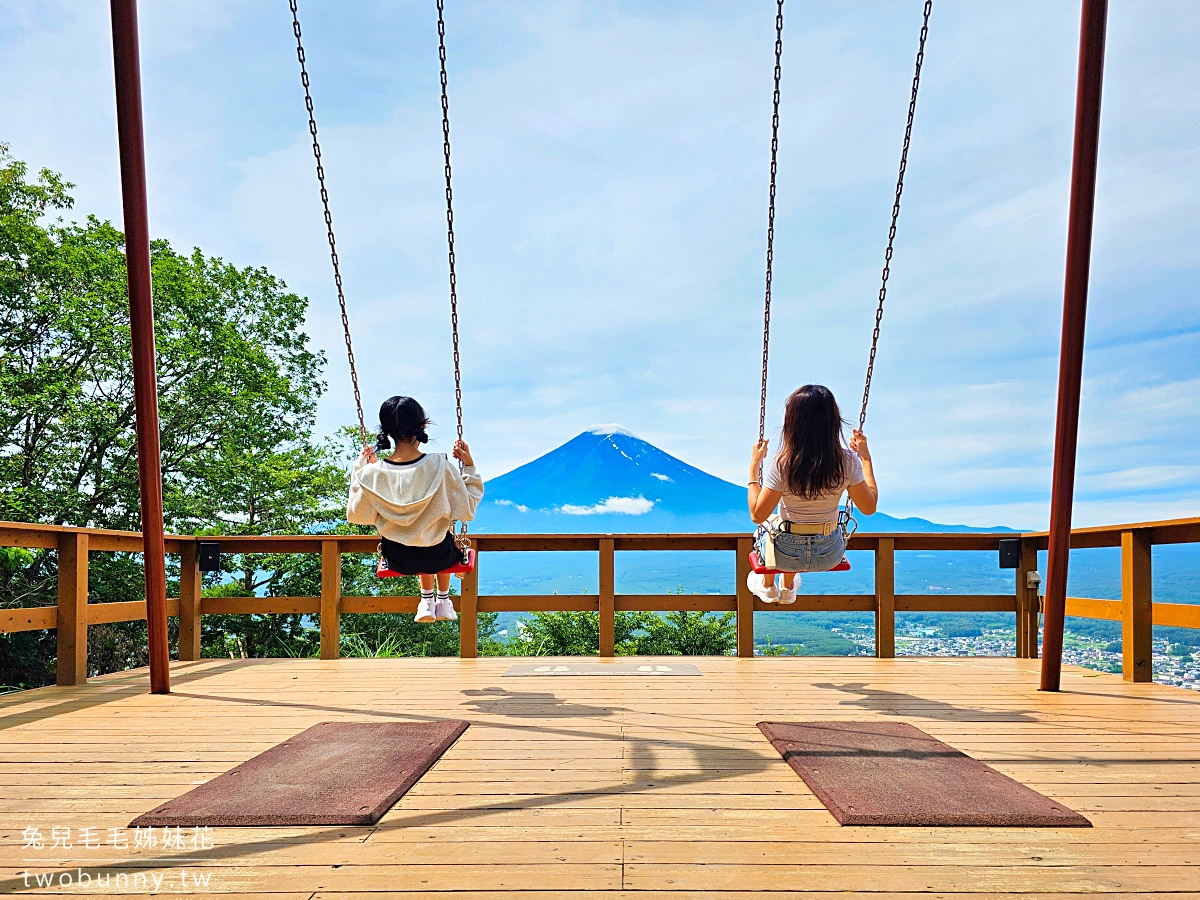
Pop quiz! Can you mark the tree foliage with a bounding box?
[497,609,736,657]
[0,145,347,685]
[0,146,741,688]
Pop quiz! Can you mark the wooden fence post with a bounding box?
[56,531,89,686]
[736,537,754,658]
[320,539,341,660]
[458,552,479,659]
[875,537,896,659]
[1016,538,1040,659]
[599,538,615,658]
[1121,528,1152,682]
[178,539,202,661]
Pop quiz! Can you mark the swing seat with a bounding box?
[377,548,475,578]
[748,549,851,575]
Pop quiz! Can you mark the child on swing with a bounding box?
[348,396,484,623]
[747,384,878,604]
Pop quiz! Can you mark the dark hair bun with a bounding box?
[375,430,392,453]
[377,396,431,449]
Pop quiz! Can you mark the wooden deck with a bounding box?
[2,656,1199,897]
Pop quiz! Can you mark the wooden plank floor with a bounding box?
[1,655,1199,897]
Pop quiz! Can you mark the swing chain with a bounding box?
[858,0,932,435]
[758,0,785,443]
[437,0,471,567]
[289,0,368,445]
[437,0,465,445]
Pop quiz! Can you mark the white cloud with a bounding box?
[558,496,655,516]
[4,1,1198,529]
[650,473,673,482]
[493,499,529,513]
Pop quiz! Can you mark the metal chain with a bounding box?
[288,0,368,445]
[844,0,932,533]
[438,0,469,555]
[758,0,785,443]
[857,0,932,434]
[437,0,464,445]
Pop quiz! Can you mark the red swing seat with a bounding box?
[748,548,851,576]
[377,548,476,578]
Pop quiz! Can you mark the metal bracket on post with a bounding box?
[198,542,221,573]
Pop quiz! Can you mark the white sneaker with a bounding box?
[747,572,780,604]
[778,579,799,604]
[415,596,436,623]
[435,596,457,622]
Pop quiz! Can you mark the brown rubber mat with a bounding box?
[130,720,468,827]
[759,720,1091,827]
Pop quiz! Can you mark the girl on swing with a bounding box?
[348,396,484,624]
[747,384,878,604]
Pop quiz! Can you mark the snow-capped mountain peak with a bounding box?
[587,423,640,438]
[473,428,1013,535]
[476,428,744,533]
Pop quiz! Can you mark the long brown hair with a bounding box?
[775,385,848,498]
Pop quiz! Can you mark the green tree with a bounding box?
[0,145,348,684]
[498,609,737,657]
[633,611,736,656]
[504,610,647,656]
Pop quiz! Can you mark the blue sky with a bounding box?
[3,1,1197,529]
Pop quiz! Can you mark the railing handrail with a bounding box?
[8,516,1200,550]
[3,516,1197,685]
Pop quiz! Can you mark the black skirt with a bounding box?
[380,531,463,575]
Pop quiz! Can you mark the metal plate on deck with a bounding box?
[503,662,702,677]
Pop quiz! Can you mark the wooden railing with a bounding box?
[2,518,1197,686]
[1024,518,1200,683]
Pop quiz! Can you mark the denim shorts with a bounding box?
[755,526,846,573]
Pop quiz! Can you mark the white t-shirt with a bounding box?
[763,449,865,525]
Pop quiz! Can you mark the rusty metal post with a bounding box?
[110,0,170,694]
[1041,0,1108,692]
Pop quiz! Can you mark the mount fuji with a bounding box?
[467,427,1193,633]
[475,426,745,533]
[470,425,1020,615]
[473,425,1006,535]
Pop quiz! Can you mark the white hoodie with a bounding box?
[347,453,483,547]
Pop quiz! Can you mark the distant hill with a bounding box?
[475,425,1012,535]
[467,426,1195,639]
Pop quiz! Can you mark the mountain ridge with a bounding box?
[474,426,1016,534]
[467,426,1194,612]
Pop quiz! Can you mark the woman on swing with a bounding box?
[747,385,878,604]
[348,396,483,623]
